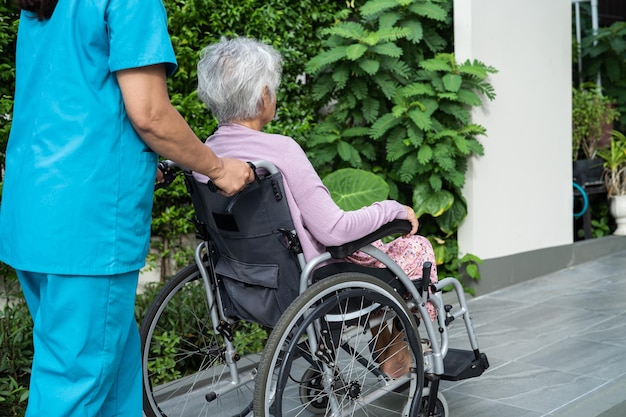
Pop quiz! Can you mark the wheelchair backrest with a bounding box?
[183,165,301,327]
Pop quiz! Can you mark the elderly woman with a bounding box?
[194,36,437,378]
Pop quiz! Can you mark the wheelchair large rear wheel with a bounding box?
[254,272,423,417]
[141,262,266,417]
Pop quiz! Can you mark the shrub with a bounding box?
[304,0,496,281]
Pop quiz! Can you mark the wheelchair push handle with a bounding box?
[206,161,262,193]
[156,159,273,192]
[155,159,179,190]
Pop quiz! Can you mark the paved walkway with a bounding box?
[441,250,626,417]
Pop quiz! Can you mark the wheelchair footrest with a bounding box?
[441,348,489,381]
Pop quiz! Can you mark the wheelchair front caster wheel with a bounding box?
[421,387,449,417]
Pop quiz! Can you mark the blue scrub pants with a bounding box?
[17,270,142,417]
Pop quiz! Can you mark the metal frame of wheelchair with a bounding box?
[140,160,489,417]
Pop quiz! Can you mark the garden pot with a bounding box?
[609,195,626,235]
[573,158,604,186]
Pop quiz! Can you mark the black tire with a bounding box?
[421,388,449,417]
[140,262,266,417]
[254,273,423,417]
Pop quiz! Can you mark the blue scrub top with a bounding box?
[0,0,177,275]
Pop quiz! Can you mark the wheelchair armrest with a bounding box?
[326,219,412,259]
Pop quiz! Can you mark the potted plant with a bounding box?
[572,84,620,186]
[597,130,626,235]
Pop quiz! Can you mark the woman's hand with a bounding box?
[404,206,419,237]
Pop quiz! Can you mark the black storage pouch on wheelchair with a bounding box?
[184,170,301,328]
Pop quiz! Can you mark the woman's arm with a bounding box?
[282,141,413,245]
[116,64,252,194]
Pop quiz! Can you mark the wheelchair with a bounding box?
[140,160,489,417]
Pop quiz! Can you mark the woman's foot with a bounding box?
[372,324,411,379]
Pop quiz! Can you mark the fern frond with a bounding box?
[351,78,369,100]
[374,26,411,43]
[431,129,457,140]
[429,174,443,192]
[378,11,402,29]
[438,102,470,124]
[372,73,399,99]
[465,138,485,156]
[422,26,447,53]
[456,88,482,106]
[337,140,361,164]
[306,45,349,74]
[357,140,377,160]
[362,97,381,123]
[408,1,447,21]
[417,144,433,164]
[408,107,432,131]
[458,59,498,79]
[433,145,454,171]
[406,124,424,147]
[359,59,381,75]
[342,126,371,137]
[311,74,335,101]
[402,19,424,43]
[346,43,368,60]
[463,77,497,100]
[381,58,411,79]
[385,128,413,162]
[397,153,419,183]
[400,82,435,98]
[370,42,403,58]
[371,113,401,139]
[332,65,350,90]
[459,123,487,137]
[322,21,367,41]
[360,0,400,19]
[419,56,452,72]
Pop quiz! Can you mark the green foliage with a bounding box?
[323,168,389,210]
[150,0,345,278]
[572,84,620,160]
[579,21,626,131]
[306,0,495,279]
[147,331,182,385]
[597,130,626,196]
[0,277,32,417]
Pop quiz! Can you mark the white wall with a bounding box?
[455,0,573,260]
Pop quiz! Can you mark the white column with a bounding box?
[455,0,573,259]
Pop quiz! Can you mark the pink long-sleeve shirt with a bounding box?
[194,123,407,262]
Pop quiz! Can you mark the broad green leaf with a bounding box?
[413,184,454,217]
[323,168,390,211]
[436,197,467,234]
[442,73,462,92]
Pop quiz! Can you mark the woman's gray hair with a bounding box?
[197,37,283,123]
